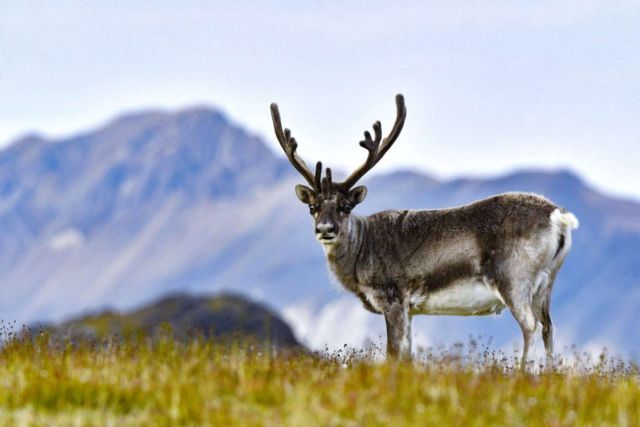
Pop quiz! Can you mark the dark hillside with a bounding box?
[41,293,301,349]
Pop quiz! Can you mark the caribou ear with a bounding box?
[295,185,315,204]
[349,186,368,205]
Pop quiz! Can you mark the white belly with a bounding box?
[410,280,506,316]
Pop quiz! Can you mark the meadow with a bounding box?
[0,326,638,426]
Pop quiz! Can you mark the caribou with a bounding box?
[270,94,578,368]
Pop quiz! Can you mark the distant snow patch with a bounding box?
[282,300,316,343]
[48,228,85,251]
[283,297,384,351]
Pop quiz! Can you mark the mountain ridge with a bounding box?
[0,105,638,355]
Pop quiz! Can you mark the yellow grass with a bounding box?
[0,328,638,426]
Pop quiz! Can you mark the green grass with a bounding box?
[0,328,639,426]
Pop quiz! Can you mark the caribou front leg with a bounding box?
[383,299,412,360]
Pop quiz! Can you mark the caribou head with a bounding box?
[270,94,406,245]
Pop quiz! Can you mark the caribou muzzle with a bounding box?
[315,222,337,242]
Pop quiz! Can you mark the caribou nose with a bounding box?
[316,222,336,234]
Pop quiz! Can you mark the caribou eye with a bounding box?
[309,205,318,215]
[339,204,352,214]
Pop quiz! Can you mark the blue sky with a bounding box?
[1,1,639,199]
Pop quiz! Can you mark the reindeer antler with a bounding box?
[270,103,321,189]
[271,94,406,192]
[337,94,406,190]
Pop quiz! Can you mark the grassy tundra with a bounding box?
[0,330,639,426]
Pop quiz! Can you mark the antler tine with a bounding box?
[315,161,323,190]
[374,94,406,167]
[270,102,317,188]
[338,94,407,190]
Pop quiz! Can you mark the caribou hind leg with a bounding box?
[535,266,562,368]
[539,295,554,365]
[513,304,537,371]
[500,279,538,371]
[533,226,571,368]
[512,273,557,370]
[530,269,556,367]
[539,221,575,368]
